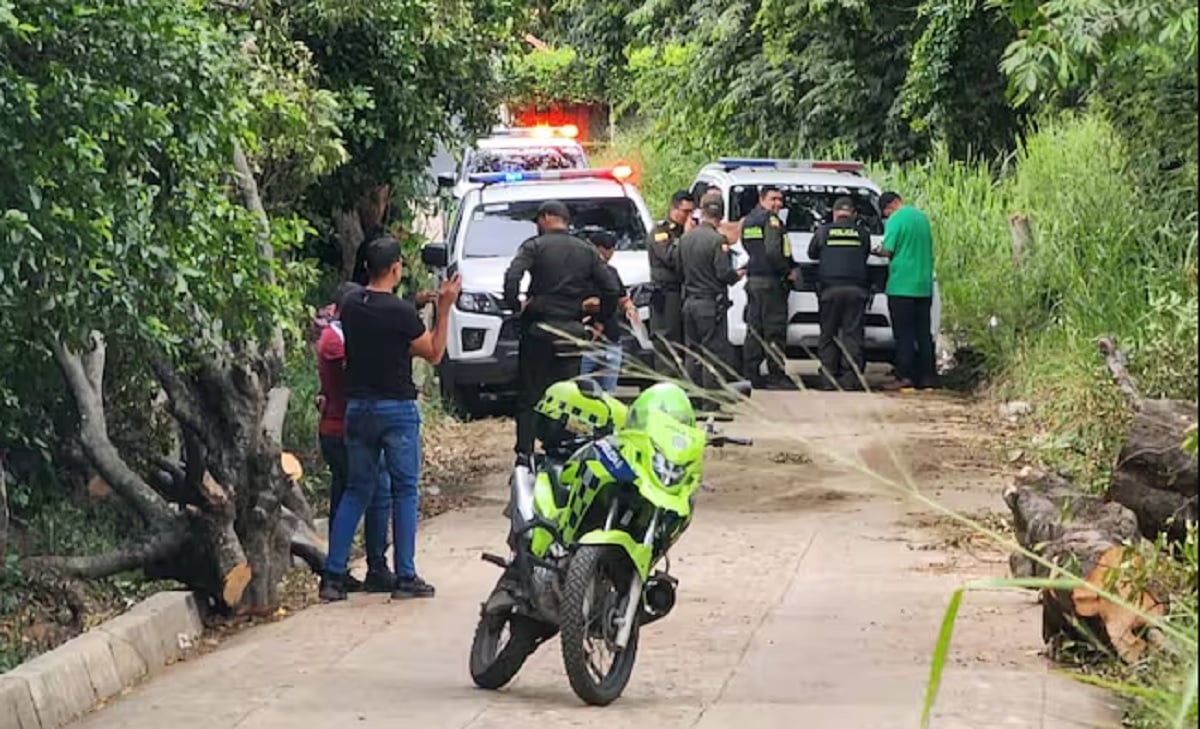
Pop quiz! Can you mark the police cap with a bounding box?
[832,197,855,213]
[537,200,571,223]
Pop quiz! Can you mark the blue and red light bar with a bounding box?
[489,124,580,140]
[717,157,865,174]
[467,165,634,186]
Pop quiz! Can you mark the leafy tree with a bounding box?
[616,0,1023,162]
[262,0,522,277]
[993,0,1198,195]
[0,0,319,610]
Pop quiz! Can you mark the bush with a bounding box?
[880,112,1198,481]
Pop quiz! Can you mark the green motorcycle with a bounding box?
[468,379,752,705]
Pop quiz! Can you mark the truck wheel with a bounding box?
[440,379,483,419]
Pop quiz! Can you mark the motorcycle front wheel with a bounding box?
[469,609,552,690]
[560,545,641,706]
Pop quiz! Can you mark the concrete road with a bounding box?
[74,391,1122,729]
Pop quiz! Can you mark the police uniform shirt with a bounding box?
[806,218,871,289]
[740,205,792,278]
[648,219,685,285]
[679,223,740,298]
[502,231,621,323]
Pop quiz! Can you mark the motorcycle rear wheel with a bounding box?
[560,545,641,706]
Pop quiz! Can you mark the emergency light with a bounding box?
[490,124,580,140]
[466,165,634,186]
[716,157,865,174]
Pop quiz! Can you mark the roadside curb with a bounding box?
[0,591,203,729]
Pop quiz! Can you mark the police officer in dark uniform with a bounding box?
[679,195,744,407]
[740,186,794,389]
[647,191,695,375]
[503,200,621,459]
[807,197,872,390]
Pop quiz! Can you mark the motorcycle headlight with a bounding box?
[457,291,502,315]
[651,451,684,486]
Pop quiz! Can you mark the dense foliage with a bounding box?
[0,0,521,627]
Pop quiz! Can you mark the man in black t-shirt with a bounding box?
[320,237,461,602]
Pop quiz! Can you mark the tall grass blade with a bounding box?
[921,587,964,728]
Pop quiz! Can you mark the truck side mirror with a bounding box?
[435,172,456,189]
[420,242,448,269]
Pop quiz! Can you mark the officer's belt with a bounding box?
[650,281,681,291]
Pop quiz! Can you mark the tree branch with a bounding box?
[281,506,325,573]
[1097,336,1143,410]
[51,334,176,525]
[24,525,187,580]
[232,137,285,366]
[0,453,9,563]
[262,387,290,446]
[150,357,210,442]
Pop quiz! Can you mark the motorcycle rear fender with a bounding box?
[577,529,654,580]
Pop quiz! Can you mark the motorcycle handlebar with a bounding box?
[707,435,753,448]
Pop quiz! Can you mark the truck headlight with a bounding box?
[457,291,502,315]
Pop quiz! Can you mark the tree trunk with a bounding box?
[1004,468,1162,663]
[0,452,9,563]
[1096,337,1198,540]
[334,185,391,281]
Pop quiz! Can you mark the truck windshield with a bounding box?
[728,184,883,235]
[462,198,647,258]
[465,146,587,175]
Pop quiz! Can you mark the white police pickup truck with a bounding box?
[420,166,656,416]
[687,158,941,367]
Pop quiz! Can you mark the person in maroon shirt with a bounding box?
[316,282,394,592]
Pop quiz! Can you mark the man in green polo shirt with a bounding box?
[873,191,936,390]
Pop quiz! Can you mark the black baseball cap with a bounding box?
[537,200,571,222]
[833,197,855,213]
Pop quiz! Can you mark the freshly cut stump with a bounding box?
[1004,468,1162,663]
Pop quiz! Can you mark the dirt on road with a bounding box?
[71,389,1121,729]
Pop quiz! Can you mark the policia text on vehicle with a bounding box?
[738,186,795,389]
[806,197,872,391]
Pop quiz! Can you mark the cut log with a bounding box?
[1042,542,1166,663]
[223,563,253,607]
[1096,337,1198,540]
[1004,468,1161,663]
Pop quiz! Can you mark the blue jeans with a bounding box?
[580,342,622,394]
[324,399,422,578]
[319,435,391,573]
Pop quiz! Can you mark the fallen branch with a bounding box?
[24,525,187,580]
[1096,336,1142,410]
[52,334,176,525]
[281,506,326,573]
[1096,336,1198,540]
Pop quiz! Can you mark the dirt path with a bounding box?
[72,390,1121,729]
